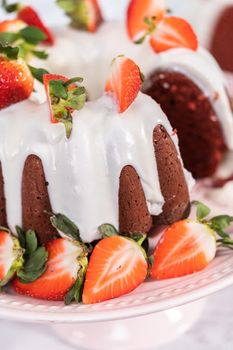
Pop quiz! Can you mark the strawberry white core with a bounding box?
[0,234,15,277]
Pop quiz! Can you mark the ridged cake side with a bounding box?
[0,93,194,243]
[22,155,58,244]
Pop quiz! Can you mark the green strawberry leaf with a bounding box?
[49,80,68,99]
[2,0,20,13]
[0,32,19,45]
[20,26,47,45]
[25,230,38,254]
[16,225,26,248]
[192,201,211,221]
[47,77,86,138]
[210,215,233,230]
[56,0,76,13]
[209,215,233,239]
[0,266,16,287]
[0,43,19,59]
[32,50,49,59]
[50,213,81,241]
[29,65,49,83]
[98,224,118,238]
[23,247,48,272]
[17,246,48,283]
[56,0,90,30]
[17,265,47,284]
[64,257,88,305]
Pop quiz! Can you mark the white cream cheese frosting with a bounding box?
[0,92,194,242]
[40,21,233,150]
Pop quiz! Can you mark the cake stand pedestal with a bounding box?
[52,298,206,350]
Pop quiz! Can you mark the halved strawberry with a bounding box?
[13,238,88,301]
[0,49,34,110]
[43,74,86,138]
[82,235,148,304]
[150,16,198,53]
[127,0,166,42]
[57,0,103,33]
[43,74,69,124]
[150,220,216,280]
[105,55,143,113]
[18,6,54,45]
[0,19,26,33]
[0,231,24,288]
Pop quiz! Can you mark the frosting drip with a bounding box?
[0,93,194,242]
[40,22,233,150]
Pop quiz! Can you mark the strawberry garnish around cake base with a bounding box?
[83,225,148,304]
[2,0,54,45]
[13,237,88,302]
[150,201,233,280]
[0,229,24,290]
[43,74,87,138]
[105,55,144,113]
[14,214,88,303]
[56,0,103,33]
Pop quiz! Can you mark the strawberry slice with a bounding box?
[18,6,54,45]
[0,19,26,32]
[57,0,103,33]
[43,74,86,138]
[127,0,166,42]
[0,231,24,288]
[0,47,34,110]
[13,238,88,301]
[150,16,198,53]
[150,220,216,280]
[105,56,143,113]
[82,235,148,304]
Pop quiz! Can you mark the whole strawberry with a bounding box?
[0,45,34,110]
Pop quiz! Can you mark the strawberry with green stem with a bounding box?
[2,0,54,45]
[0,226,48,292]
[150,201,233,280]
[43,74,86,138]
[0,228,24,291]
[82,224,148,304]
[0,19,49,61]
[13,214,88,304]
[56,0,103,33]
[0,44,48,109]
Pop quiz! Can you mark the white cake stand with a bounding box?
[1,187,233,349]
[0,247,232,349]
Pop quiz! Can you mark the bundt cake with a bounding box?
[0,89,193,243]
[38,3,233,179]
[0,0,232,245]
